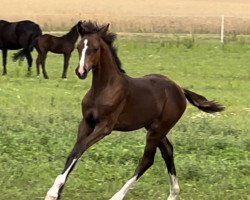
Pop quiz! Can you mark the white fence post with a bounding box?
[221,15,224,43]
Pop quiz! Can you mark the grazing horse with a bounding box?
[45,21,224,200]
[35,23,79,79]
[0,20,42,75]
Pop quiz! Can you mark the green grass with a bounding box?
[0,34,249,200]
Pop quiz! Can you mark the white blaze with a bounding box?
[110,176,137,200]
[45,159,77,199]
[78,39,88,75]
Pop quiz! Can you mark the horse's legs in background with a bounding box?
[2,49,7,75]
[110,128,162,200]
[40,52,48,79]
[25,50,33,75]
[18,34,33,75]
[45,119,112,200]
[36,53,41,76]
[61,53,71,79]
[158,137,180,200]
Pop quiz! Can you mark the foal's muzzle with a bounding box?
[75,66,88,79]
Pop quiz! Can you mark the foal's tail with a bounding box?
[12,49,26,62]
[183,88,225,113]
[12,35,39,62]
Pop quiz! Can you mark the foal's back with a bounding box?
[114,74,187,131]
[36,34,74,54]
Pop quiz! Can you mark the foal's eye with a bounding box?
[89,48,98,53]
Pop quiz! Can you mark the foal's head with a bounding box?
[75,21,125,79]
[75,21,109,79]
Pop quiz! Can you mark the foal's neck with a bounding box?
[91,40,125,91]
[64,26,78,42]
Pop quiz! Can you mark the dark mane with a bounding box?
[80,21,125,73]
[64,23,78,38]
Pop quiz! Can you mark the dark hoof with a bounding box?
[26,73,32,77]
[43,73,49,79]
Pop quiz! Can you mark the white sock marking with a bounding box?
[46,159,77,198]
[110,176,137,200]
[167,174,180,200]
[79,39,88,75]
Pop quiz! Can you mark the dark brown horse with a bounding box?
[35,23,79,79]
[0,20,42,75]
[45,21,224,200]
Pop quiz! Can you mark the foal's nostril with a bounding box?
[75,66,88,79]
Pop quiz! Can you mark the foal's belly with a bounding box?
[114,119,151,132]
[114,114,151,131]
[114,95,163,132]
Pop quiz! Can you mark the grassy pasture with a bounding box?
[0,34,249,200]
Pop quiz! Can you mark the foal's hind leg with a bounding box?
[36,54,41,77]
[110,128,162,200]
[158,137,180,200]
[40,53,49,79]
[25,51,33,76]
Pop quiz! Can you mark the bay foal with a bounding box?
[35,23,79,79]
[45,21,224,200]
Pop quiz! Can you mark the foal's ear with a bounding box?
[99,24,110,35]
[77,21,84,37]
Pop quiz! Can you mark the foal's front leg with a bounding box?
[44,120,112,200]
[45,119,92,200]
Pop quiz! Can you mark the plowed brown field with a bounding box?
[1,0,250,33]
